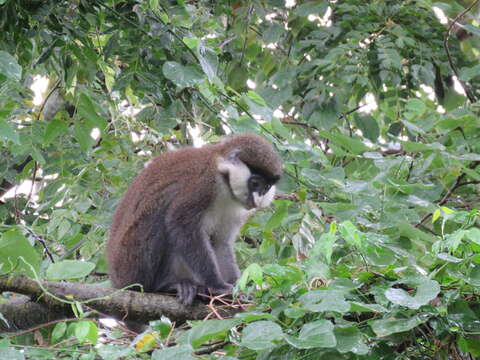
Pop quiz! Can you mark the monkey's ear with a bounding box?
[218,149,240,174]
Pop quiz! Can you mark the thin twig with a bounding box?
[195,341,229,355]
[24,228,55,263]
[415,161,480,227]
[443,0,479,103]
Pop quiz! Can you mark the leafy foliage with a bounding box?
[1,0,480,359]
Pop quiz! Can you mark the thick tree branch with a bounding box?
[0,275,243,333]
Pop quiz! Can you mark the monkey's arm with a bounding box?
[213,242,240,285]
[168,226,233,305]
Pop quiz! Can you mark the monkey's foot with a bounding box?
[175,282,199,306]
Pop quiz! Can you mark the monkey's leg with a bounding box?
[214,242,240,285]
[173,230,232,305]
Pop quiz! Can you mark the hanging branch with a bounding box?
[443,1,479,103]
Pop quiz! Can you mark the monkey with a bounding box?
[107,133,282,306]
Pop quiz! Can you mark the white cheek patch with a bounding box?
[253,185,276,208]
[217,158,251,203]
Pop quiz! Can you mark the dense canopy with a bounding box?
[0,0,480,358]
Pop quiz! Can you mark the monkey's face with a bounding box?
[247,174,276,209]
[218,156,277,210]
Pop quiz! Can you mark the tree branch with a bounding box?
[0,275,243,333]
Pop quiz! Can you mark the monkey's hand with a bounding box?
[208,282,233,296]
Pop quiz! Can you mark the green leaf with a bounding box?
[162,62,204,89]
[150,317,173,339]
[338,221,365,248]
[299,290,350,314]
[74,121,94,151]
[462,24,480,37]
[75,321,98,344]
[465,228,480,246]
[385,280,440,309]
[0,51,22,81]
[295,2,328,16]
[238,263,263,291]
[334,326,369,354]
[188,318,239,349]
[198,48,218,81]
[467,264,480,286]
[0,346,24,360]
[246,90,267,106]
[235,312,278,323]
[43,119,69,145]
[240,321,284,350]
[318,130,369,154]
[182,37,199,50]
[0,230,40,277]
[46,260,95,280]
[370,316,427,337]
[78,93,107,130]
[151,345,195,360]
[285,320,335,349]
[405,98,426,116]
[355,114,379,142]
[350,302,387,313]
[0,118,20,144]
[264,201,288,231]
[51,322,67,344]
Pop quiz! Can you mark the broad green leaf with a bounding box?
[240,321,284,351]
[318,130,369,154]
[0,346,24,360]
[460,64,480,82]
[0,230,40,276]
[338,221,365,248]
[0,51,22,81]
[162,62,204,89]
[78,93,107,130]
[467,264,480,286]
[235,312,278,323]
[182,37,199,50]
[0,118,20,144]
[74,121,94,151]
[75,321,98,344]
[246,90,267,106]
[311,232,336,264]
[238,263,263,290]
[370,316,427,337]
[350,302,387,313]
[405,98,426,116]
[264,201,288,231]
[150,317,173,339]
[385,280,440,309]
[198,48,218,81]
[355,114,379,142]
[188,318,239,349]
[334,326,369,354]
[295,2,328,16]
[46,260,95,280]
[285,320,335,349]
[462,24,480,37]
[151,345,195,360]
[299,290,350,314]
[51,322,67,344]
[43,119,68,145]
[465,228,480,246]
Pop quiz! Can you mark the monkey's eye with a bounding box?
[249,176,264,193]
